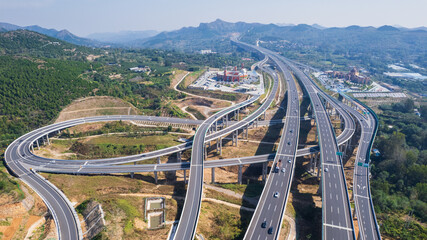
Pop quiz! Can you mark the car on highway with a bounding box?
[288,159,291,163]
[261,221,267,228]
[290,129,293,133]
[324,168,329,172]
[273,192,280,198]
[268,227,273,234]
[281,168,286,173]
[275,166,279,173]
[287,141,291,145]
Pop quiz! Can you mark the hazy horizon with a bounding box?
[1,0,426,37]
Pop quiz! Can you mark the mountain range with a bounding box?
[0,22,104,47]
[1,19,426,55]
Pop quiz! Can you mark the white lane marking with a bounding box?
[354,194,370,199]
[323,223,353,231]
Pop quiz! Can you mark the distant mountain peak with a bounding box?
[377,25,400,31]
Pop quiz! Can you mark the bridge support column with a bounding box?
[235,130,238,147]
[238,165,243,184]
[226,115,229,127]
[155,157,161,184]
[31,144,34,152]
[237,109,240,121]
[264,111,266,120]
[36,140,40,150]
[179,151,186,183]
[309,153,314,172]
[46,135,50,145]
[215,121,218,132]
[262,162,267,183]
[313,153,319,173]
[219,138,222,156]
[204,143,208,159]
[211,168,215,183]
[130,162,135,179]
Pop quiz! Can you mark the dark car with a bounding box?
[268,226,273,234]
[261,221,267,228]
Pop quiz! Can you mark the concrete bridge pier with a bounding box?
[46,135,50,145]
[309,153,314,172]
[262,162,267,183]
[211,168,215,183]
[313,153,319,174]
[238,165,243,185]
[154,157,161,184]
[36,140,40,150]
[130,162,136,179]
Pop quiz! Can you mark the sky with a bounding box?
[1,0,426,36]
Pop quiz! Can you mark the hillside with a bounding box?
[0,22,103,47]
[137,19,426,59]
[0,30,100,59]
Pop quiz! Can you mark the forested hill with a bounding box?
[0,56,96,148]
[0,30,98,59]
[0,31,99,148]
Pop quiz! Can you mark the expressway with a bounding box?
[5,134,83,239]
[6,56,279,240]
[172,95,259,240]
[172,56,273,239]
[5,41,382,240]
[242,47,301,239]
[340,94,382,240]
[234,39,356,239]
[285,60,356,239]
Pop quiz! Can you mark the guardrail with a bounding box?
[344,94,382,240]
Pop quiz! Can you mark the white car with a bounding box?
[324,168,329,172]
[281,168,286,173]
[273,192,280,198]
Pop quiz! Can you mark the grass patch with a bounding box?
[67,134,180,159]
[186,107,206,120]
[378,214,427,240]
[0,163,25,201]
[216,183,264,198]
[198,201,252,240]
[0,218,12,226]
[86,134,178,146]
[75,199,91,214]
